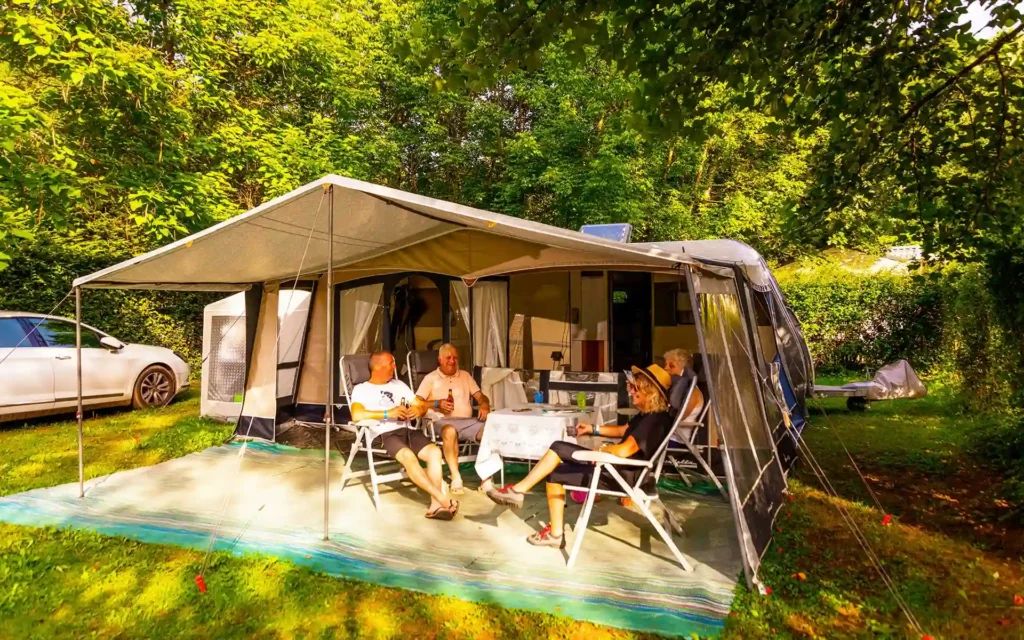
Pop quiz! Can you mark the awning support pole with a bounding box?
[75,286,84,498]
[324,185,334,541]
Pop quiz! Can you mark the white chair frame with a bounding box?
[337,355,419,512]
[563,395,695,572]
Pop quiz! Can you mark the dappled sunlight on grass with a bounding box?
[0,523,663,639]
[0,390,231,497]
[134,562,189,617]
[726,480,1024,638]
[80,566,138,607]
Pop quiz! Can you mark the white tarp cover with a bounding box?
[870,360,927,400]
[73,176,689,291]
[842,360,927,401]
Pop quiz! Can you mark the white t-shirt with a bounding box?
[350,379,417,435]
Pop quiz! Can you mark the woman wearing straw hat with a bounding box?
[485,364,674,548]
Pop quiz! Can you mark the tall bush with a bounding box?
[934,263,1020,411]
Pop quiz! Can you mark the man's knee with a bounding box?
[394,448,417,467]
[421,443,442,463]
[441,425,457,442]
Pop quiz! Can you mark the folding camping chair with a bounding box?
[665,402,727,497]
[405,349,438,396]
[563,409,694,572]
[664,377,728,499]
[337,354,417,512]
[406,349,439,440]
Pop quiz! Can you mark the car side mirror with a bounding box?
[100,336,125,351]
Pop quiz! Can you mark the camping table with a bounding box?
[474,405,592,485]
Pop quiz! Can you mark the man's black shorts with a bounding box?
[372,427,433,458]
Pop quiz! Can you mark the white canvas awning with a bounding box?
[74,175,691,291]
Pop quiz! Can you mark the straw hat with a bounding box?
[630,364,672,402]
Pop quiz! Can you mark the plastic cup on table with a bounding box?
[576,392,586,411]
[534,391,544,404]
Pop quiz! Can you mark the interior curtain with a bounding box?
[452,280,471,339]
[472,281,507,367]
[340,283,384,355]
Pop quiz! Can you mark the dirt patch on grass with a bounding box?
[275,422,355,453]
[805,458,1024,560]
[872,464,1023,558]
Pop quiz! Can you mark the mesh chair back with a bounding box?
[645,409,691,487]
[406,349,439,390]
[340,354,373,401]
[668,375,696,417]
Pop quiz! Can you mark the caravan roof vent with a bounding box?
[579,223,632,243]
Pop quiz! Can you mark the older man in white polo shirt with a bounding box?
[416,343,491,495]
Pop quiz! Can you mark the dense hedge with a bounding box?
[777,260,1021,410]
[776,262,944,374]
[0,235,214,374]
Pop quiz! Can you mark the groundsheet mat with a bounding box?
[0,442,742,637]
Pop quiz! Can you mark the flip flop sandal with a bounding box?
[425,506,454,521]
[447,500,460,517]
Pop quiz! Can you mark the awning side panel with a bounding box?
[692,266,787,589]
[237,284,278,440]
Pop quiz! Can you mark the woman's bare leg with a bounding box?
[510,449,562,493]
[545,482,566,536]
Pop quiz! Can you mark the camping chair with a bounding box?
[405,349,439,396]
[337,354,414,512]
[664,397,727,499]
[563,408,694,572]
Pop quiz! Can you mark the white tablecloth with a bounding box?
[474,405,589,480]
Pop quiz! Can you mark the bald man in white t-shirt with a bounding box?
[350,351,458,520]
[416,343,491,495]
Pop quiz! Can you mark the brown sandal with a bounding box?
[425,505,454,521]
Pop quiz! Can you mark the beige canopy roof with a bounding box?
[74,175,692,291]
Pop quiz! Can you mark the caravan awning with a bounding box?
[74,176,691,291]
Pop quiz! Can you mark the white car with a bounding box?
[0,311,191,422]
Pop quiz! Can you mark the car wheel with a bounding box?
[132,365,175,409]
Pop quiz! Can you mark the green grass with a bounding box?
[0,390,231,496]
[1,382,1023,638]
[0,394,660,639]
[724,376,1024,638]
